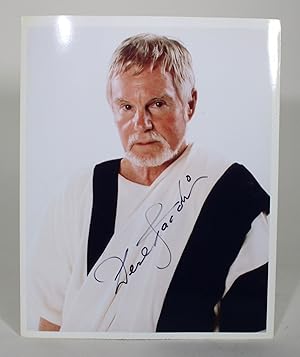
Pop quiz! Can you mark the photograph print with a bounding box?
[20,16,280,338]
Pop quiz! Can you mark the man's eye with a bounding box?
[151,101,165,108]
[122,104,132,111]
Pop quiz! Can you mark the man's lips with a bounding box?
[132,140,160,146]
[131,140,160,147]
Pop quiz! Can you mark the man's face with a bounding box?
[109,65,196,167]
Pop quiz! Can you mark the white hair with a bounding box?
[106,33,195,103]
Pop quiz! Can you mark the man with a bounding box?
[33,33,269,333]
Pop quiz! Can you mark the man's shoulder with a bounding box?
[203,161,270,218]
[94,158,121,175]
[192,145,270,210]
[220,163,260,187]
[91,158,122,189]
[192,145,262,187]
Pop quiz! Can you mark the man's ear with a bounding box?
[186,89,198,121]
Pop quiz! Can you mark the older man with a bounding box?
[34,34,269,333]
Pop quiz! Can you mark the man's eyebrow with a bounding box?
[114,98,129,104]
[147,94,173,103]
[114,94,173,105]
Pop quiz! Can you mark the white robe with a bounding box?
[30,144,268,332]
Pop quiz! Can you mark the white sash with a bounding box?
[60,145,231,332]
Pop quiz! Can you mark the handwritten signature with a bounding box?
[93,174,208,294]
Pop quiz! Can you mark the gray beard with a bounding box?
[124,134,186,168]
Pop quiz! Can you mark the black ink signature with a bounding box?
[93,174,208,294]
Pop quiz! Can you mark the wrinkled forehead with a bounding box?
[112,65,177,96]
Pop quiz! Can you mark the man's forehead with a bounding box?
[110,78,176,102]
[109,65,180,102]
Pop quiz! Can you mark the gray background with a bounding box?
[0,0,299,355]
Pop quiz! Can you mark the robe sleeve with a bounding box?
[219,213,269,332]
[219,263,268,332]
[29,173,91,328]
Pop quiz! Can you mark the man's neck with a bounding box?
[119,144,189,186]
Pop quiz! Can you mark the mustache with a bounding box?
[127,131,168,150]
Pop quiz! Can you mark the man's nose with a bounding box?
[133,109,153,131]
